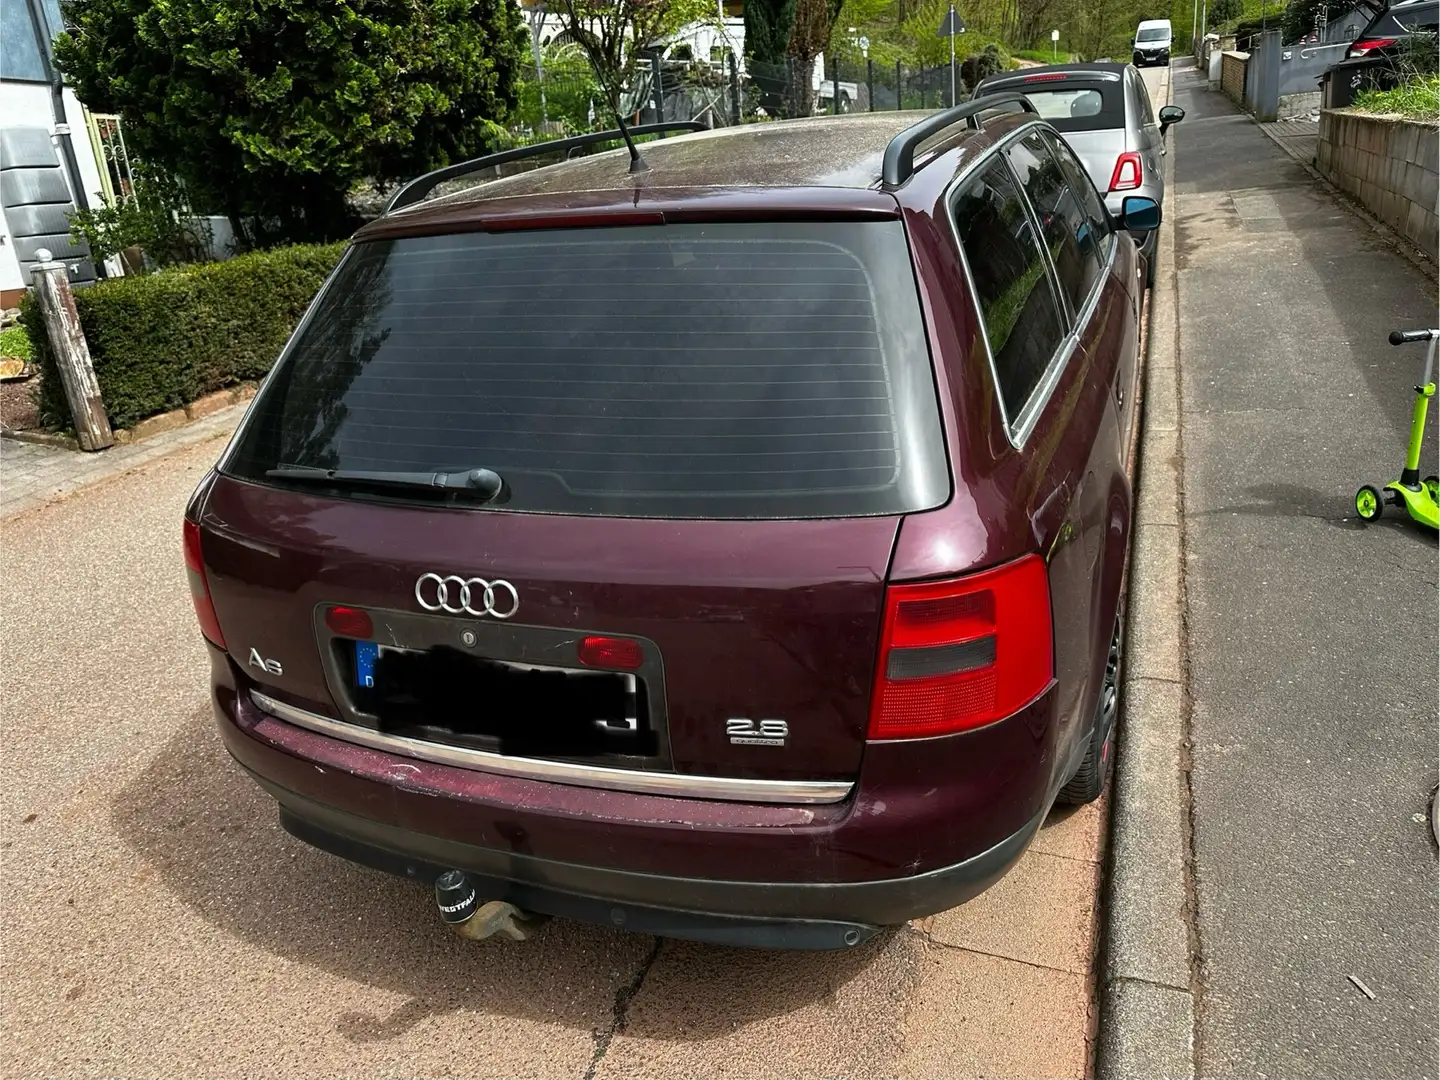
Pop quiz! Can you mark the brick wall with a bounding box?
[1317,110,1440,260]
[1220,53,1248,105]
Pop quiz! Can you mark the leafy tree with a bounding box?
[960,43,1007,91]
[784,0,846,115]
[1209,0,1245,27]
[746,0,800,66]
[1281,0,1328,40]
[55,0,527,247]
[555,0,717,115]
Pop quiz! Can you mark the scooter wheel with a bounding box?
[1355,484,1384,521]
[1425,475,1438,498]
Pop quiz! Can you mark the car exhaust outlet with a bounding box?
[434,870,546,942]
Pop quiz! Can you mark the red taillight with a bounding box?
[182,519,226,648]
[1023,72,1068,81]
[1348,37,1395,56]
[868,555,1053,740]
[578,635,644,671]
[1109,151,1143,192]
[325,605,374,639]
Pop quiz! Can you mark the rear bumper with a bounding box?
[212,646,1062,945]
[262,774,1044,949]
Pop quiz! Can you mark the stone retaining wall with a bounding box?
[1317,110,1440,260]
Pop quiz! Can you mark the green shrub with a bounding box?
[1355,73,1440,120]
[0,324,32,363]
[22,242,344,431]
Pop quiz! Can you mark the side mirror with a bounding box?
[1119,195,1161,231]
[1158,104,1185,134]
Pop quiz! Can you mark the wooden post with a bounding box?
[30,249,112,451]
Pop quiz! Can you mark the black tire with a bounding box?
[1146,247,1158,289]
[1058,616,1123,805]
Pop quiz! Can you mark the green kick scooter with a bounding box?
[1355,328,1438,530]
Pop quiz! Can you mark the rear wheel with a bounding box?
[1356,484,1384,521]
[1057,616,1123,805]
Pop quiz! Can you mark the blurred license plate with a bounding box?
[354,641,413,688]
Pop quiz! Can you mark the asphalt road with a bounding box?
[1170,62,1439,1079]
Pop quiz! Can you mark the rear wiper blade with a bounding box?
[266,465,505,501]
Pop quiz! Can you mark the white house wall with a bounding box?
[0,80,108,294]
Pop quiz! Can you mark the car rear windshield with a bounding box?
[1377,1,1438,34]
[992,80,1125,132]
[225,220,950,520]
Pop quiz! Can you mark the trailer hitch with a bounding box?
[435,870,547,942]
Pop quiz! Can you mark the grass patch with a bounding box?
[1354,74,1440,120]
[0,324,32,362]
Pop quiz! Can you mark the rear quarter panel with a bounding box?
[890,134,1138,793]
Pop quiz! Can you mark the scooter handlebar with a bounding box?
[1388,328,1439,345]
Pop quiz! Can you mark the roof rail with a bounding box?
[385,121,710,213]
[881,93,1037,188]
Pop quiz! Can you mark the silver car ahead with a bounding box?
[973,63,1183,287]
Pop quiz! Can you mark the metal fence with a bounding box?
[503,56,977,148]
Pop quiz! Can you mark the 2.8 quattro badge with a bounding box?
[414,573,520,619]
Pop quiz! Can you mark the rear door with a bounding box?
[203,218,950,784]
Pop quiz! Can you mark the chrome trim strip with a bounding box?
[249,691,855,806]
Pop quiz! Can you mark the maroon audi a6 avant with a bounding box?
[184,98,1153,949]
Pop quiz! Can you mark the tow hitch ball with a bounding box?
[434,870,545,942]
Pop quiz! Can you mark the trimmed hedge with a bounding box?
[22,242,345,431]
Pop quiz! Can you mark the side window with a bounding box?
[1007,131,1103,317]
[952,159,1068,421]
[1040,128,1115,265]
[1134,75,1157,128]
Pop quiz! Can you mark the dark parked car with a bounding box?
[184,100,1154,950]
[1347,0,1438,59]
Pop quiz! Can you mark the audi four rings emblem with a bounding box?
[414,573,520,619]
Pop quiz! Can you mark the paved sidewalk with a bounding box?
[1171,63,1437,1079]
[0,405,244,519]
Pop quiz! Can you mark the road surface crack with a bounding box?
[584,937,663,1080]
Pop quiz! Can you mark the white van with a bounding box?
[1132,19,1173,67]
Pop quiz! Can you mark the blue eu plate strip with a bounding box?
[354,641,378,688]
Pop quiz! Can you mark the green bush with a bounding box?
[0,325,32,363]
[22,242,344,431]
[1355,73,1440,120]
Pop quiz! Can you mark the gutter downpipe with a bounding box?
[25,0,92,218]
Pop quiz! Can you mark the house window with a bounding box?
[1,0,49,83]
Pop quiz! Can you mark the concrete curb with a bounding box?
[1096,62,1198,1080]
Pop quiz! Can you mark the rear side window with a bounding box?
[226,221,949,520]
[1006,132,1105,318]
[1039,129,1115,261]
[997,81,1126,133]
[952,160,1067,421]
